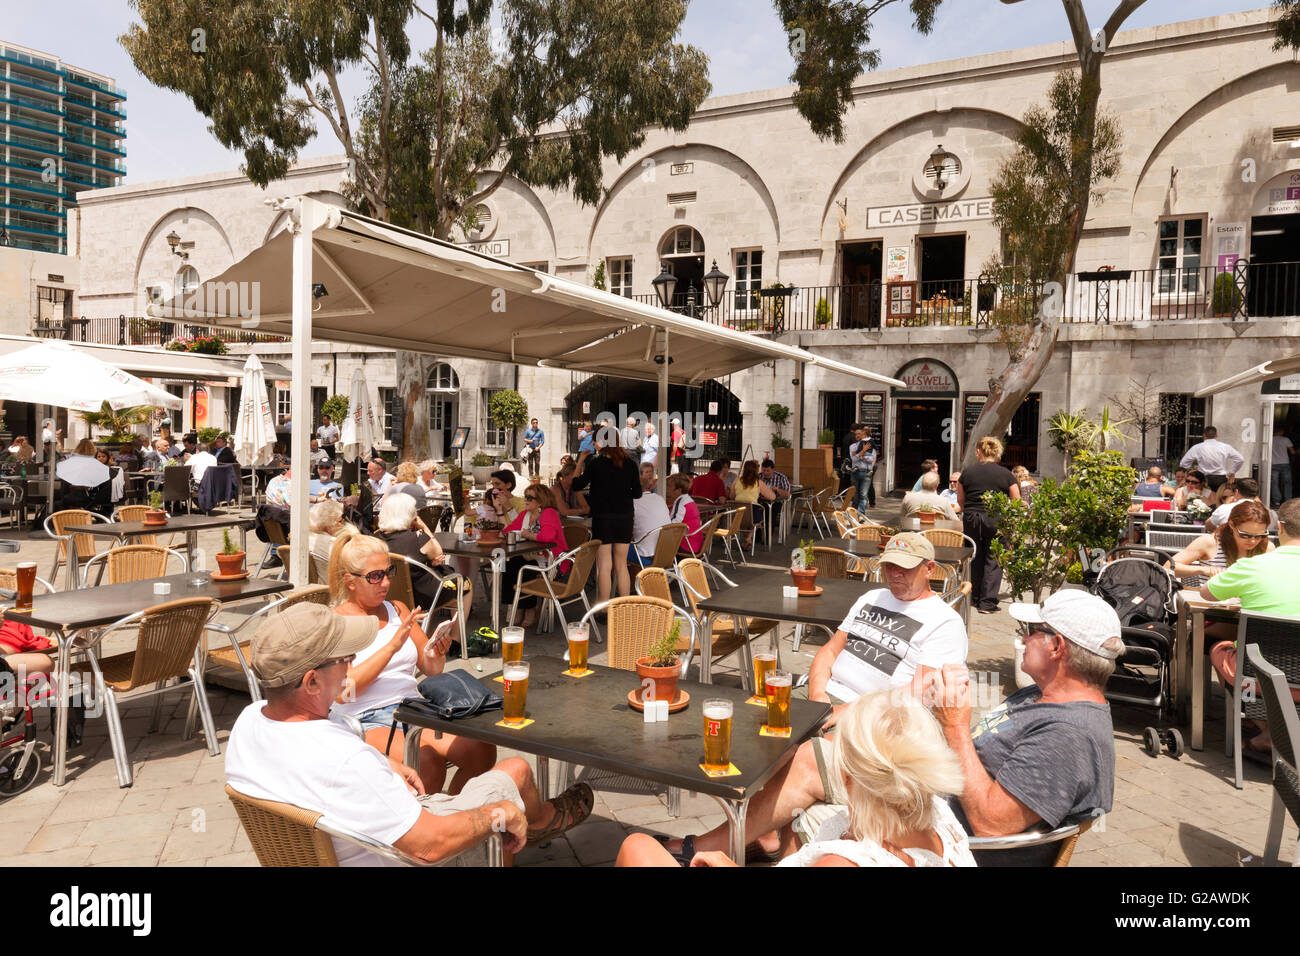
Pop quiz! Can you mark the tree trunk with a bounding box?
[396,351,433,461]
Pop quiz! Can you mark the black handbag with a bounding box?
[411,671,503,720]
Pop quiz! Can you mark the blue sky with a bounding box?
[4,1,1266,186]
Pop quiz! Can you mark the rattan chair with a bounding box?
[79,544,187,588]
[276,544,325,585]
[713,506,749,567]
[1245,643,1300,867]
[562,522,591,550]
[44,509,110,589]
[853,523,889,543]
[67,597,222,787]
[257,518,290,576]
[226,783,503,866]
[1226,612,1300,790]
[204,585,332,700]
[676,558,778,687]
[628,522,687,576]
[388,553,467,655]
[928,560,959,595]
[966,808,1105,866]
[112,504,165,547]
[0,567,56,599]
[634,566,673,603]
[811,546,868,581]
[509,539,602,640]
[921,527,978,580]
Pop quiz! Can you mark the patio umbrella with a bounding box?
[0,340,183,522]
[338,367,377,464]
[230,353,277,466]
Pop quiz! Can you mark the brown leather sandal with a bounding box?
[526,782,594,847]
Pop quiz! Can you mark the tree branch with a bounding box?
[1102,0,1147,47]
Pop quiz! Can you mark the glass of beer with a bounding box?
[502,661,530,725]
[752,652,776,697]
[702,699,734,772]
[501,626,524,665]
[765,671,792,731]
[14,561,37,613]
[566,622,589,672]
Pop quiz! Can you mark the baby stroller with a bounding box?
[0,657,46,796]
[1081,548,1184,758]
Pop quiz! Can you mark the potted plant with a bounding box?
[790,539,818,593]
[475,517,504,545]
[814,296,832,327]
[215,528,246,577]
[470,451,495,486]
[488,389,529,458]
[1211,271,1242,318]
[144,490,168,526]
[917,504,938,525]
[877,525,899,547]
[635,619,684,703]
[817,428,835,449]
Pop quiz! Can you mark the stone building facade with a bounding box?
[72,8,1300,496]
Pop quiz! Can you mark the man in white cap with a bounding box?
[928,589,1120,865]
[225,603,592,866]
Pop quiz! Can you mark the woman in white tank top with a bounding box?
[330,529,496,795]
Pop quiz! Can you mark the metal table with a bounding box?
[432,531,549,633]
[65,513,253,582]
[1175,592,1240,751]
[695,573,887,683]
[3,571,292,786]
[394,656,829,864]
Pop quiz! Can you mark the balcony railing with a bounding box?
[47,316,289,348]
[0,90,62,116]
[64,92,128,119]
[628,262,1299,331]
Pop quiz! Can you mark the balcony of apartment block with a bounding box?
[63,152,125,177]
[0,48,61,75]
[63,91,127,120]
[63,73,126,103]
[631,261,1300,333]
[0,154,58,178]
[4,175,71,202]
[63,112,126,141]
[1,194,63,217]
[7,233,61,253]
[0,89,64,120]
[62,130,126,158]
[3,214,66,239]
[0,69,63,99]
[0,111,64,140]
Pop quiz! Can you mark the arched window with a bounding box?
[427,363,459,437]
[658,226,704,259]
[174,266,200,299]
[427,363,459,391]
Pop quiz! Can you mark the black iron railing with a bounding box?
[33,315,289,347]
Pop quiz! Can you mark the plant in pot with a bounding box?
[470,451,495,486]
[1211,271,1242,318]
[215,528,246,577]
[475,517,504,545]
[790,539,818,593]
[635,619,684,703]
[917,504,938,525]
[144,490,168,526]
[877,525,899,547]
[817,428,835,448]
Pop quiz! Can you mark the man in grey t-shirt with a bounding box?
[928,590,1120,866]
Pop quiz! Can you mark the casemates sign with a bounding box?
[897,360,956,394]
[866,197,994,230]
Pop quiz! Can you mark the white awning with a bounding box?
[1194,352,1300,397]
[0,334,291,382]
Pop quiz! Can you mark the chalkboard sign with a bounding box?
[858,391,886,460]
[962,392,988,455]
[389,397,405,445]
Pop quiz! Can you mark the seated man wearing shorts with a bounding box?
[225,603,592,866]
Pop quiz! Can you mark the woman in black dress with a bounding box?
[957,436,1021,614]
[571,443,641,605]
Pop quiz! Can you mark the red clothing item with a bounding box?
[505,506,570,572]
[690,471,726,503]
[671,496,703,553]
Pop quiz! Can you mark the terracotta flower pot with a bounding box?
[143,509,169,527]
[879,535,892,548]
[918,510,937,525]
[790,567,818,593]
[636,657,681,703]
[477,530,502,546]
[215,551,246,576]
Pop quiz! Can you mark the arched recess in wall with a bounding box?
[453,172,558,260]
[131,205,236,309]
[1128,62,1298,216]
[262,190,348,244]
[585,143,783,257]
[819,106,1025,239]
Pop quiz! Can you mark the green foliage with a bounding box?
[197,427,223,445]
[643,618,683,668]
[771,435,792,449]
[1047,408,1131,473]
[165,334,228,354]
[470,451,495,467]
[1275,0,1300,52]
[817,428,835,445]
[1212,272,1243,316]
[149,490,163,510]
[77,402,151,442]
[814,296,832,326]
[221,528,240,555]
[797,539,816,569]
[488,390,528,431]
[591,259,607,291]
[987,450,1137,602]
[765,404,790,425]
[321,394,349,425]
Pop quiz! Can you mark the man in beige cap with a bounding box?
[661,533,968,862]
[225,603,592,866]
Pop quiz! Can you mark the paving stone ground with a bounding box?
[0,507,1293,867]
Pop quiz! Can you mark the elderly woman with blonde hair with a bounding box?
[308,499,348,566]
[416,459,445,496]
[616,690,974,867]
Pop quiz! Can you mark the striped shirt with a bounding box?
[764,470,791,495]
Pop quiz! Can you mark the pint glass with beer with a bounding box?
[566,622,589,672]
[702,699,734,771]
[765,671,792,731]
[502,661,530,725]
[752,652,776,698]
[14,561,37,613]
[501,626,524,665]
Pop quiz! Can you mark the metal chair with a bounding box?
[964,808,1105,866]
[811,546,868,581]
[257,518,290,576]
[677,511,722,570]
[44,509,110,590]
[388,553,467,654]
[628,522,687,576]
[0,483,21,530]
[675,558,778,687]
[162,464,194,515]
[205,585,332,701]
[713,506,749,567]
[1226,612,1300,790]
[922,527,978,555]
[928,561,959,595]
[276,544,325,585]
[562,522,591,550]
[67,597,222,787]
[853,523,889,543]
[791,488,826,537]
[112,504,164,547]
[226,784,502,866]
[508,539,602,641]
[79,544,187,587]
[1245,643,1300,867]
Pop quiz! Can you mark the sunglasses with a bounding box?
[1018,622,1061,641]
[524,494,538,502]
[347,566,395,585]
[1232,529,1269,541]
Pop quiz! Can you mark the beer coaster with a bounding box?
[744,695,766,706]
[698,762,741,778]
[562,667,594,678]
[492,675,505,683]
[495,718,535,730]
[759,725,792,738]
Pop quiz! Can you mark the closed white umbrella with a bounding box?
[231,353,277,467]
[339,367,377,464]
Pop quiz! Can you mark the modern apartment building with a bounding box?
[0,41,126,256]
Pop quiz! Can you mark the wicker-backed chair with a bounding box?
[966,808,1106,867]
[226,784,502,867]
[791,488,825,536]
[922,528,978,580]
[929,561,959,595]
[257,518,290,576]
[832,510,856,537]
[510,539,602,640]
[44,509,110,589]
[811,546,867,581]
[1245,643,1300,866]
[713,506,749,567]
[67,597,222,787]
[79,544,186,587]
[676,558,779,687]
[853,523,889,543]
[205,585,332,701]
[678,511,721,563]
[634,566,673,604]
[562,522,591,551]
[112,504,165,547]
[628,522,687,576]
[275,544,329,585]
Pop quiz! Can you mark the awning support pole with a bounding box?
[658,329,669,488]
[792,361,804,487]
[288,197,314,588]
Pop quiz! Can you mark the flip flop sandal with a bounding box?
[655,833,695,867]
[526,782,594,847]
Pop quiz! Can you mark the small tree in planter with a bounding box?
[790,539,818,593]
[488,389,529,457]
[145,489,168,525]
[1211,271,1243,318]
[817,428,835,447]
[77,402,151,447]
[215,528,246,576]
[636,619,684,703]
[766,403,790,449]
[814,296,832,327]
[321,393,349,428]
[470,451,495,486]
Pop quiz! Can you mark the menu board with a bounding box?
[858,391,886,459]
[962,392,988,455]
[887,281,917,319]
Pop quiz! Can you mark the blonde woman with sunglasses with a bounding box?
[329,528,495,794]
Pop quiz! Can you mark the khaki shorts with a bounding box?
[417,769,525,866]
